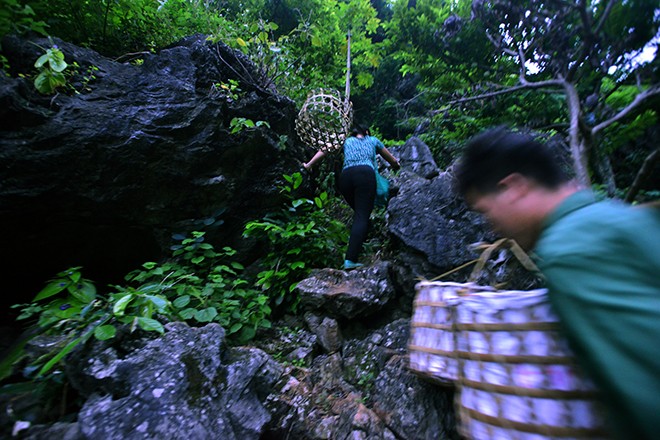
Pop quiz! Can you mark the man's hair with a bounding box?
[455,127,569,195]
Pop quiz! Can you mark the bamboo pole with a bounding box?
[344,29,351,112]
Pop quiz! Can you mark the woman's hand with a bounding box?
[302,150,326,171]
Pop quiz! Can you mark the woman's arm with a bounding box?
[378,147,401,170]
[303,150,327,170]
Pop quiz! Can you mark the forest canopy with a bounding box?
[1,0,658,199]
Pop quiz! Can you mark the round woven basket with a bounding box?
[296,89,352,153]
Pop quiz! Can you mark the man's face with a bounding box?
[465,182,540,249]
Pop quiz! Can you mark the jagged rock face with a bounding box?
[55,322,280,440]
[389,136,440,180]
[262,319,459,440]
[386,138,496,280]
[0,34,304,311]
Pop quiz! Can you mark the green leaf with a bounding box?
[179,308,196,319]
[137,317,164,333]
[34,280,68,301]
[194,307,218,322]
[34,53,49,68]
[70,280,96,303]
[0,338,30,382]
[240,326,256,341]
[37,336,83,377]
[145,295,169,312]
[137,283,162,295]
[229,322,242,333]
[34,70,64,94]
[94,325,117,340]
[236,37,247,47]
[113,294,134,315]
[48,299,82,319]
[173,295,190,308]
[49,52,67,72]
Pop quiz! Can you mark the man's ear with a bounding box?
[497,173,530,199]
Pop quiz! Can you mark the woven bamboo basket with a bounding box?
[295,89,352,153]
[408,281,493,386]
[454,287,610,439]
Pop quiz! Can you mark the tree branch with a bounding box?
[567,0,595,82]
[592,86,660,136]
[431,79,564,112]
[560,77,591,186]
[594,0,617,34]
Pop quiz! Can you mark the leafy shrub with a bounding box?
[4,266,173,383]
[125,231,271,343]
[3,232,271,385]
[0,0,47,43]
[243,172,349,311]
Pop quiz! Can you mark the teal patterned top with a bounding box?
[342,135,384,170]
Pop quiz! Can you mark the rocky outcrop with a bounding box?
[22,324,280,440]
[12,221,463,439]
[0,33,305,309]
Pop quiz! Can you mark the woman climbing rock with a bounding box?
[303,125,400,270]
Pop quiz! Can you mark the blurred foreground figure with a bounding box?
[455,127,660,440]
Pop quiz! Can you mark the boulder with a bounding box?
[0,34,305,311]
[54,322,282,440]
[295,262,396,320]
[387,138,495,280]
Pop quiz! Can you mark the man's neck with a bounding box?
[536,183,580,219]
[523,183,580,250]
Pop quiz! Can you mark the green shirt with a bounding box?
[535,190,660,440]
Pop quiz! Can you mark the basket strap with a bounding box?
[427,259,479,282]
[469,238,541,282]
[454,322,560,331]
[424,239,540,284]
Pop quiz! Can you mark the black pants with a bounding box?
[339,165,376,262]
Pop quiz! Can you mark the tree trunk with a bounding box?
[594,150,617,197]
[563,81,591,187]
[625,148,660,204]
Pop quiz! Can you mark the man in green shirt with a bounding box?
[455,127,660,440]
